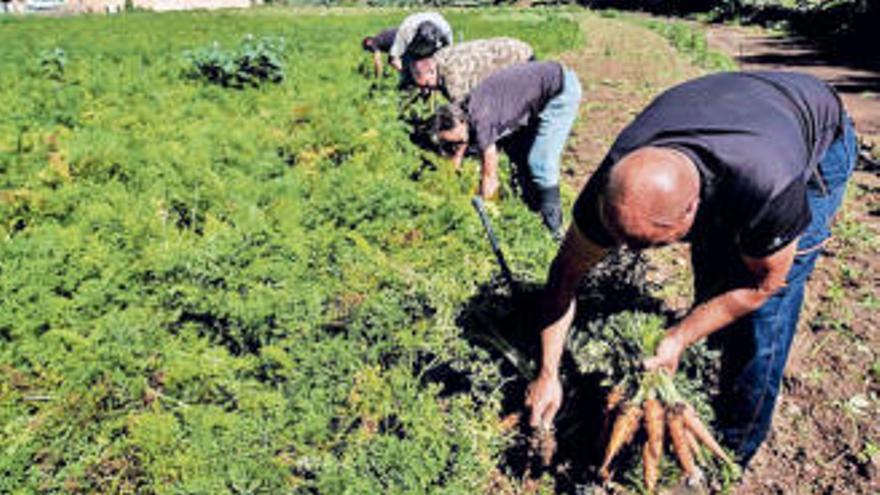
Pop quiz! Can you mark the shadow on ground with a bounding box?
[581,1,880,98]
[454,250,675,492]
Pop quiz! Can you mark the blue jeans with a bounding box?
[693,119,857,465]
[527,68,582,189]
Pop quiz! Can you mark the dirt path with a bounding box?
[706,24,880,141]
[704,23,880,495]
[556,15,879,494]
[559,14,703,190]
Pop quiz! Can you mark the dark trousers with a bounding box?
[692,119,857,465]
[500,128,563,236]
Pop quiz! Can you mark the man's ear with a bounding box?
[685,195,699,217]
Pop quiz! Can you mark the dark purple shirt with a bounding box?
[466,61,564,152]
[369,28,397,53]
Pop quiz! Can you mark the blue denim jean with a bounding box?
[527,68,582,189]
[693,119,857,466]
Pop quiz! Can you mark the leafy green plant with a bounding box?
[36,46,67,81]
[185,34,287,88]
[641,18,737,72]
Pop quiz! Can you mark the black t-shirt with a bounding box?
[573,71,845,257]
[369,28,397,53]
[466,61,564,152]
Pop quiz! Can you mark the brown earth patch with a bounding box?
[560,14,702,190]
[554,13,879,494]
[702,23,880,495]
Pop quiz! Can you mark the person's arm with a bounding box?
[479,144,499,199]
[525,223,610,428]
[388,26,408,68]
[450,143,467,170]
[645,238,798,373]
[372,51,383,78]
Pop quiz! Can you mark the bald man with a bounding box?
[525,71,856,466]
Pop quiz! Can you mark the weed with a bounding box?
[640,18,737,72]
[36,47,67,82]
[185,35,287,88]
[833,212,877,251]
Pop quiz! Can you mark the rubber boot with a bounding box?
[537,185,563,241]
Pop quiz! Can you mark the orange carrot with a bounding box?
[642,398,664,493]
[597,385,627,450]
[684,427,705,465]
[605,385,627,413]
[529,427,556,468]
[499,413,521,433]
[599,402,643,481]
[681,403,735,466]
[641,440,659,493]
[667,403,696,478]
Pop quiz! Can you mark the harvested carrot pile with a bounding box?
[599,370,738,493]
[570,311,741,493]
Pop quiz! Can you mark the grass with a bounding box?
[637,17,737,72]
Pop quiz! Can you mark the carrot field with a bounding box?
[2,5,878,495]
[0,8,587,493]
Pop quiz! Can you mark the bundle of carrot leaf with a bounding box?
[568,311,741,493]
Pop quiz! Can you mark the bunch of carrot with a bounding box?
[599,371,738,493]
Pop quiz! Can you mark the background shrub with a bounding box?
[185,35,287,88]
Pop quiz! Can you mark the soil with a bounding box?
[704,23,880,495]
[706,25,880,142]
[547,13,879,494]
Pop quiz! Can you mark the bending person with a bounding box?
[362,27,398,78]
[433,61,582,237]
[525,71,856,467]
[411,37,534,103]
[388,12,452,74]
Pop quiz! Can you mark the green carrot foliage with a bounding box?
[0,8,581,494]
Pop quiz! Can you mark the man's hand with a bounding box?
[643,330,686,375]
[389,57,402,72]
[643,239,799,375]
[480,174,500,200]
[450,143,467,171]
[525,371,562,430]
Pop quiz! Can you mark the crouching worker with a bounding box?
[434,61,582,237]
[362,28,398,78]
[388,12,453,75]
[410,37,534,103]
[524,71,856,468]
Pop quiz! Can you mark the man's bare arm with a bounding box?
[372,51,383,78]
[525,223,609,428]
[479,145,499,199]
[450,143,467,170]
[645,238,798,373]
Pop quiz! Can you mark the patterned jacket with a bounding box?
[434,37,535,103]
